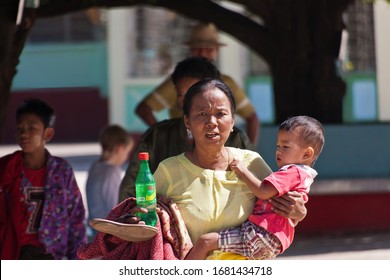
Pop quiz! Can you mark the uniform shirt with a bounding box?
[143,74,255,119]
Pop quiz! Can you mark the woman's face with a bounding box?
[184,87,234,148]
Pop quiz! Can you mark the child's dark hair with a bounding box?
[16,98,55,128]
[99,125,133,152]
[279,115,325,158]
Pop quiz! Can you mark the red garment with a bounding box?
[249,164,313,253]
[1,150,87,260]
[20,166,46,248]
[77,196,193,260]
[0,152,23,259]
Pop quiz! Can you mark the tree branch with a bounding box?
[37,0,270,61]
[149,0,270,61]
[225,0,270,21]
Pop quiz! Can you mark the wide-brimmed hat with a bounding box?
[183,23,226,48]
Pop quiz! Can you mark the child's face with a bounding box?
[275,129,311,168]
[116,143,133,166]
[16,113,52,154]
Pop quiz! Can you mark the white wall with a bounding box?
[219,32,245,89]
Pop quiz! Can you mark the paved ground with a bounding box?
[1,143,390,260]
[278,230,390,259]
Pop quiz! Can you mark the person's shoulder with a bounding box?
[152,118,181,129]
[220,73,235,83]
[155,152,184,170]
[142,118,181,136]
[0,151,22,170]
[232,125,245,135]
[161,152,183,163]
[220,73,247,99]
[227,126,254,150]
[227,147,260,160]
[47,152,72,169]
[294,164,318,178]
[0,150,20,162]
[220,73,240,87]
[151,76,174,93]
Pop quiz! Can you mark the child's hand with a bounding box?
[229,159,246,177]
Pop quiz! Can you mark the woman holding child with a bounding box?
[82,78,306,260]
[152,79,306,259]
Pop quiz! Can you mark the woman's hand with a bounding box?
[269,191,307,225]
[115,206,148,224]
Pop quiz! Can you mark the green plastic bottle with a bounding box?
[135,152,157,226]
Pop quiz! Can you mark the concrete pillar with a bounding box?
[107,8,129,125]
[374,2,390,121]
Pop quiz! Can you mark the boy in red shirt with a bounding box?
[0,98,86,259]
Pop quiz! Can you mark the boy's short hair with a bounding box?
[171,56,221,85]
[99,125,133,152]
[279,115,325,158]
[16,98,56,128]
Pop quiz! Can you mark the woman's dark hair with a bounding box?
[16,98,56,128]
[183,79,236,117]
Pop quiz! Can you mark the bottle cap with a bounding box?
[139,152,149,160]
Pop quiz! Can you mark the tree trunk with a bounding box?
[267,0,347,124]
[0,0,355,136]
[0,5,36,136]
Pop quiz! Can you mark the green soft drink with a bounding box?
[135,152,157,226]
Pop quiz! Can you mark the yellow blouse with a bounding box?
[154,147,272,244]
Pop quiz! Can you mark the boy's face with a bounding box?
[174,76,201,111]
[116,142,134,166]
[16,113,53,154]
[275,129,312,168]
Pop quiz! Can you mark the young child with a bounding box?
[86,125,134,237]
[186,115,325,260]
[0,98,86,260]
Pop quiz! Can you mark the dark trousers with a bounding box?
[19,245,55,260]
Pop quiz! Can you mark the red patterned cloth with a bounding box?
[77,196,192,260]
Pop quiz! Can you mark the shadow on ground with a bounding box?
[281,230,390,257]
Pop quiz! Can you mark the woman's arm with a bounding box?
[269,191,307,225]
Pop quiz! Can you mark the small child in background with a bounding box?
[186,115,325,260]
[86,125,134,237]
[0,98,86,260]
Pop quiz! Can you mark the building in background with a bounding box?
[4,3,390,235]
[4,2,389,142]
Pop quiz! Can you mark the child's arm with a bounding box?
[230,159,278,200]
[185,232,219,260]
